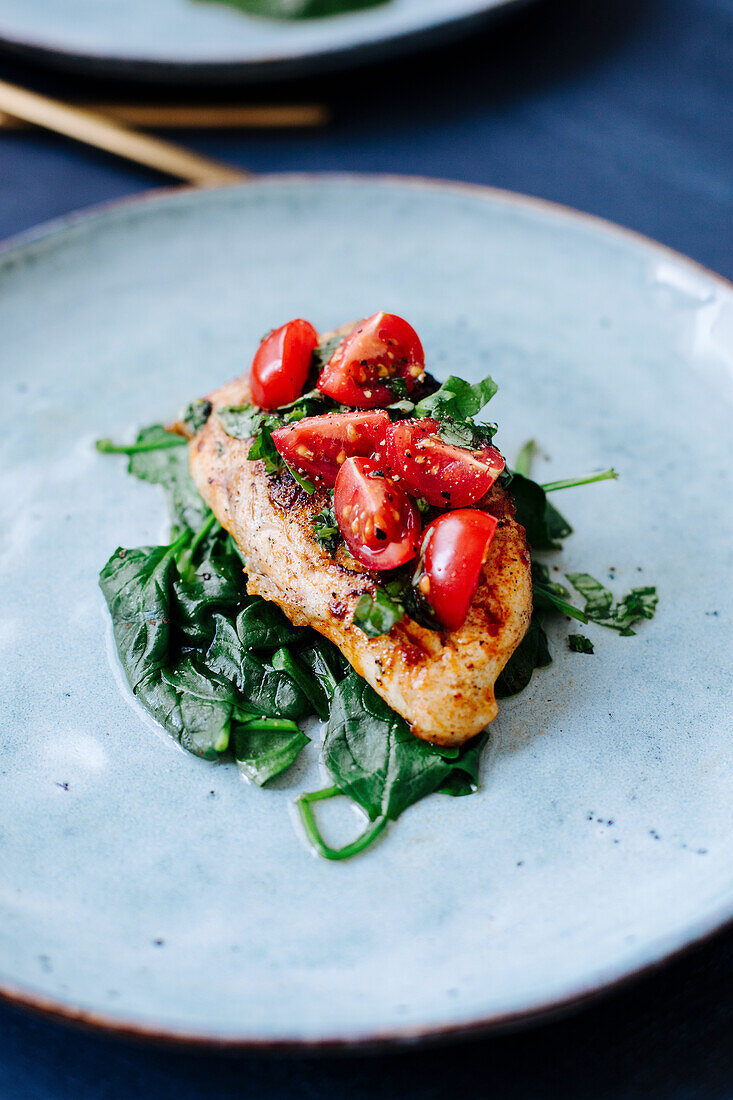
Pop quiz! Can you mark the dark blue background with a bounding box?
[1,0,731,1095]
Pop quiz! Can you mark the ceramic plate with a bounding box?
[1,177,731,1048]
[0,0,527,81]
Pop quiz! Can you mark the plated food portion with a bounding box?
[98,312,657,859]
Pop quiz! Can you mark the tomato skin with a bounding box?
[417,510,499,632]
[250,319,318,410]
[271,411,389,487]
[384,418,505,508]
[317,312,425,408]
[334,458,421,571]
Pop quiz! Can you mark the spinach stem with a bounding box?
[296,788,388,861]
[237,717,301,733]
[175,512,218,580]
[169,527,193,556]
[514,439,538,477]
[187,511,218,560]
[96,435,186,455]
[534,584,588,623]
[542,469,618,492]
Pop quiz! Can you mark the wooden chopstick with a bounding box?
[0,102,329,131]
[0,79,249,186]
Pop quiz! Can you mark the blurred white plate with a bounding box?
[0,0,529,82]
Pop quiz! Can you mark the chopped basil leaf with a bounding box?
[387,376,409,400]
[568,634,594,654]
[312,501,340,555]
[182,398,212,435]
[353,588,405,638]
[312,331,346,371]
[566,574,659,636]
[415,372,498,421]
[283,461,315,495]
[436,417,497,449]
[247,421,284,474]
[216,404,266,440]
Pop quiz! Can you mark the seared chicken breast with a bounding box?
[186,370,533,747]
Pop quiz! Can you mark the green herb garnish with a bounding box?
[568,634,594,654]
[353,588,405,638]
[182,398,212,435]
[566,574,659,636]
[312,501,340,555]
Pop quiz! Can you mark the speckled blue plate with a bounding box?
[0,177,731,1048]
[0,0,528,81]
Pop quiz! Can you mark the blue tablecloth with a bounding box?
[1,0,731,1095]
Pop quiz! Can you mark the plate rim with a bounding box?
[0,0,528,81]
[1,172,731,1050]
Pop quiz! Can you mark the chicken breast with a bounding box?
[187,374,532,747]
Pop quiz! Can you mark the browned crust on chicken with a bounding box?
[186,372,532,746]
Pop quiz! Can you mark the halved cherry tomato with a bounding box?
[384,418,504,508]
[271,411,389,488]
[415,510,499,632]
[250,319,318,410]
[317,312,425,408]
[334,457,421,571]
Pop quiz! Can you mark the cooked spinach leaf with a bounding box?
[160,655,234,757]
[122,425,210,535]
[495,614,552,698]
[296,638,348,706]
[232,722,309,786]
[568,634,594,654]
[172,533,246,643]
[99,536,186,691]
[322,672,481,821]
[205,614,311,720]
[236,597,310,651]
[296,671,487,859]
[272,647,330,721]
[507,471,573,551]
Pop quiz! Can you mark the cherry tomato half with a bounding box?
[317,312,425,408]
[271,411,389,488]
[416,510,499,632]
[250,319,318,410]
[384,418,505,507]
[334,457,421,571]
